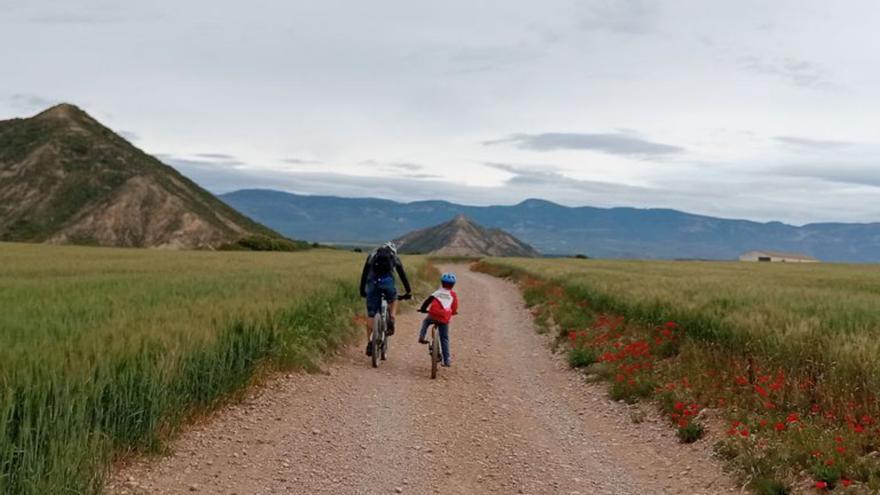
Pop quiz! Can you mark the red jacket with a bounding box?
[420,288,458,324]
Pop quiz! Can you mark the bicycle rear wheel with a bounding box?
[430,326,440,379]
[371,315,381,368]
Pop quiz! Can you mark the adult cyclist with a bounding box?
[359,241,412,356]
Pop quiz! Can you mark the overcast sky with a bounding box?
[2,0,880,225]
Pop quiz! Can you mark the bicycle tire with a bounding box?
[371,314,381,368]
[430,325,440,379]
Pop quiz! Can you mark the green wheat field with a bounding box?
[0,242,413,494]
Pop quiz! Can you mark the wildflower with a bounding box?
[754,385,768,397]
[825,459,834,466]
[835,446,846,454]
[740,428,749,437]
[774,422,785,432]
[786,412,800,423]
[842,479,852,487]
[674,402,684,411]
[815,480,828,489]
[664,321,678,330]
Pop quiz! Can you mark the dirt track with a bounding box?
[108,266,736,495]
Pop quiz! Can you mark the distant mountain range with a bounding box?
[395,214,540,257]
[0,104,281,249]
[220,189,880,262]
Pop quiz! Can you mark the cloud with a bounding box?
[482,161,650,194]
[6,93,56,113]
[284,158,322,165]
[578,0,658,35]
[27,12,113,24]
[361,160,440,179]
[775,136,852,150]
[383,162,425,172]
[484,132,683,156]
[774,164,880,189]
[410,43,544,76]
[194,153,238,160]
[155,153,249,172]
[118,130,141,142]
[739,56,832,89]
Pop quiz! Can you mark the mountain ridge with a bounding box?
[220,188,880,262]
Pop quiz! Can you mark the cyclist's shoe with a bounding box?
[365,342,372,356]
[386,318,395,336]
[442,360,452,367]
[418,337,429,344]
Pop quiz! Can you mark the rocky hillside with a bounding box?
[0,104,281,249]
[395,215,540,257]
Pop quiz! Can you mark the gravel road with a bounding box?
[108,266,736,495]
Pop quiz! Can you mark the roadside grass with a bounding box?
[0,242,430,495]
[474,258,880,493]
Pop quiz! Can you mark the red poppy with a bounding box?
[774,422,785,432]
[815,480,828,489]
[841,479,852,487]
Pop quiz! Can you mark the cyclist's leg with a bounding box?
[381,280,398,334]
[438,323,451,365]
[418,317,431,343]
[365,284,381,354]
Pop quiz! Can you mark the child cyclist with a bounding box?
[417,272,459,367]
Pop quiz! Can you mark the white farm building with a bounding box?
[739,250,820,263]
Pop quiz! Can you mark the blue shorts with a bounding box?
[365,277,397,317]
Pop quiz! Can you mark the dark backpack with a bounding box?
[371,247,395,277]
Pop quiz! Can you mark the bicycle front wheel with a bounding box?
[430,326,440,379]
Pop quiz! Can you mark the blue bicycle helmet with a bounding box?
[440,272,457,285]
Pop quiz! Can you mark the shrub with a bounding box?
[677,421,705,443]
[567,347,597,368]
[220,234,310,252]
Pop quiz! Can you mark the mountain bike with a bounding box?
[371,293,410,368]
[418,310,443,379]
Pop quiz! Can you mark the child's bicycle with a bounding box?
[418,310,443,379]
